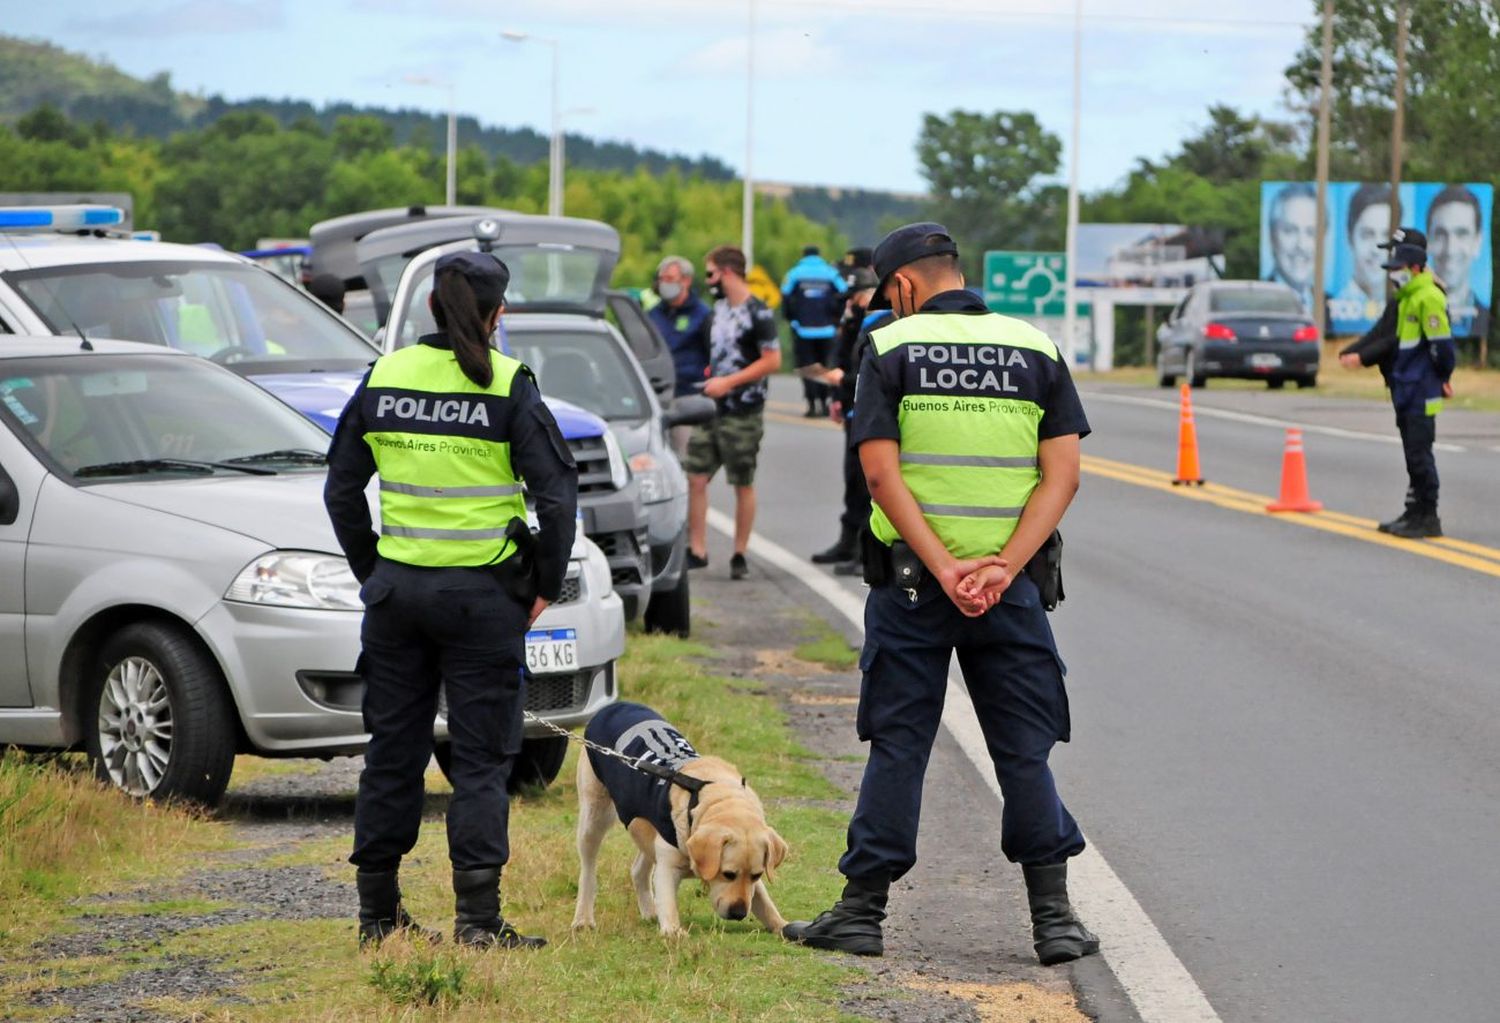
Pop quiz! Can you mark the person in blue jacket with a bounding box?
[648,255,714,453]
[781,245,848,417]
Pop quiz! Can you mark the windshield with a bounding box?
[5,260,378,368]
[392,245,607,348]
[0,354,330,479]
[508,329,649,422]
[1209,287,1305,315]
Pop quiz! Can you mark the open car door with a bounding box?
[605,291,675,404]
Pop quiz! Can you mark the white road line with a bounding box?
[708,508,1222,1023]
[1082,390,1468,453]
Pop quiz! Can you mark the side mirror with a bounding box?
[663,395,716,429]
[0,466,18,526]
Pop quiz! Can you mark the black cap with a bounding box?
[845,266,879,292]
[802,245,821,257]
[1378,226,1427,250]
[843,246,874,268]
[435,250,510,307]
[1381,242,1428,269]
[868,222,960,310]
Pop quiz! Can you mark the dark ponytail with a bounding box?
[431,269,496,388]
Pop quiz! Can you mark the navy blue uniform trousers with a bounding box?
[1396,409,1439,508]
[839,572,1085,882]
[351,558,527,872]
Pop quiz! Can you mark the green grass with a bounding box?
[794,616,860,671]
[6,633,864,1023]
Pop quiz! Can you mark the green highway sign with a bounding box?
[984,250,1069,317]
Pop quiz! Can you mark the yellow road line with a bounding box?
[1081,454,1500,579]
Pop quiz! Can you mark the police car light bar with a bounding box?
[0,205,127,232]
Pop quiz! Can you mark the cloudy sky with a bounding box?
[15,0,1315,193]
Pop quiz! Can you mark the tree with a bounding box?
[916,110,1064,272]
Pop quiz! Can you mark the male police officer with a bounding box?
[1341,233,1455,537]
[781,245,849,416]
[784,224,1098,966]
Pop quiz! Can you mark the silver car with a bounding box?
[0,338,623,803]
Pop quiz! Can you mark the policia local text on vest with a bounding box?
[782,223,1100,967]
[324,251,578,950]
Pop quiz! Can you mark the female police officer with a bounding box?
[324,251,577,949]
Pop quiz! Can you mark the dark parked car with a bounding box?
[1156,280,1321,389]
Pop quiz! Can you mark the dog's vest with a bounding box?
[584,701,700,847]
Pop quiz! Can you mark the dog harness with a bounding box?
[584,701,704,847]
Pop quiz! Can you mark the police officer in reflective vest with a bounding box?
[324,251,578,949]
[784,223,1099,966]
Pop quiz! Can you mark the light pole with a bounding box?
[743,0,756,268]
[404,74,456,206]
[502,30,563,216]
[1062,0,1081,367]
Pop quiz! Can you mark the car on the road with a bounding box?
[0,338,624,803]
[1156,280,1321,389]
[377,214,714,635]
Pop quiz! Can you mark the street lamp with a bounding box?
[502,29,563,217]
[743,0,756,268]
[404,74,457,206]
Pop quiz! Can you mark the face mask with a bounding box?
[657,281,684,302]
[1389,269,1413,288]
[708,280,726,300]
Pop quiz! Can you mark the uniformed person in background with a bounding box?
[783,223,1099,967]
[1339,227,1455,537]
[324,251,578,949]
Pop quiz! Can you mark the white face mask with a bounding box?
[1388,269,1413,288]
[657,280,684,302]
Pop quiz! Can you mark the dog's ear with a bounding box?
[763,828,789,881]
[687,825,729,880]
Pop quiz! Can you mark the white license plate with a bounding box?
[525,628,578,673]
[1249,353,1283,369]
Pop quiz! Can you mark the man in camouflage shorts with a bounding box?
[685,244,782,580]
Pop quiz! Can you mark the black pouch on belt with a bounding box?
[491,516,541,605]
[889,540,927,594]
[860,528,890,586]
[1024,529,1065,611]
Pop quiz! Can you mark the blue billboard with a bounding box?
[1260,181,1493,338]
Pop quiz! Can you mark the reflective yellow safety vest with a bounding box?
[867,311,1059,559]
[363,344,526,567]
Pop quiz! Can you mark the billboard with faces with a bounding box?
[1260,181,1493,338]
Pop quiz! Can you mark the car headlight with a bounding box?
[603,429,630,490]
[629,452,671,504]
[226,552,362,611]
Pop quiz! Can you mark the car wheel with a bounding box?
[643,572,690,637]
[1186,350,1207,389]
[87,622,236,805]
[1267,377,1286,390]
[433,735,570,795]
[1297,374,1318,389]
[1156,351,1177,388]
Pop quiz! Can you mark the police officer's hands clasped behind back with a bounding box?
[324,251,578,950]
[783,223,1100,967]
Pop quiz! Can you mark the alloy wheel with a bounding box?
[98,655,174,796]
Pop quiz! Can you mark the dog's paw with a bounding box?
[658,925,687,941]
[570,917,596,932]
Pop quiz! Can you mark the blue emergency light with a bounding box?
[0,205,127,232]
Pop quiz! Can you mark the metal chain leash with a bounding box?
[521,711,687,784]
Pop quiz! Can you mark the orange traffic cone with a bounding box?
[1172,383,1205,486]
[1266,427,1323,513]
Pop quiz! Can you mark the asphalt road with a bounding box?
[709,374,1500,1023]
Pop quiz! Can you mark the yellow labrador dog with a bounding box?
[571,702,788,936]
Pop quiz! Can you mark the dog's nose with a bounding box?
[725,902,748,921]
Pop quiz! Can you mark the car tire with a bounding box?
[1297,374,1318,389]
[1186,350,1207,389]
[1156,352,1177,388]
[643,572,690,637]
[86,622,237,805]
[433,735,570,795]
[1267,377,1286,390]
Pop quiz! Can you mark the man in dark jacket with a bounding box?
[649,255,714,453]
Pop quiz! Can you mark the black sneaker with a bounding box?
[730,553,749,580]
[687,551,709,570]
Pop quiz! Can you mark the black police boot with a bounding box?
[452,868,546,950]
[1377,506,1418,534]
[1023,863,1099,966]
[782,876,887,956]
[812,527,857,564]
[357,868,441,949]
[1386,506,1442,539]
